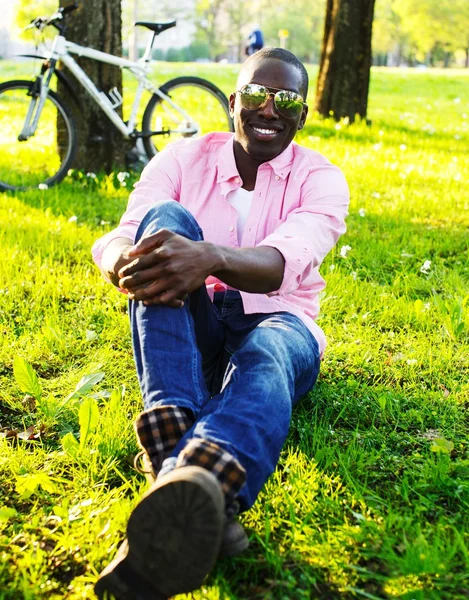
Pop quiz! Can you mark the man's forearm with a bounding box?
[208,243,285,294]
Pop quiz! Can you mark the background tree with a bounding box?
[261,0,325,63]
[315,0,376,122]
[57,0,126,172]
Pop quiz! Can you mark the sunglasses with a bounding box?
[237,84,306,118]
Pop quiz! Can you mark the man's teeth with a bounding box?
[253,126,278,134]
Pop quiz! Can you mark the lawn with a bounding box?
[0,61,468,600]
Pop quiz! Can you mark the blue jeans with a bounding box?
[129,200,320,510]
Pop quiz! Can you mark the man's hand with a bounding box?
[118,229,220,307]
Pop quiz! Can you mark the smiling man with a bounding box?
[92,48,349,600]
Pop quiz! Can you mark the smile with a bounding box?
[250,125,283,140]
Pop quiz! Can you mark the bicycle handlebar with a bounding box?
[25,3,79,33]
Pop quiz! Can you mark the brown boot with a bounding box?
[135,451,250,558]
[95,466,224,600]
[220,517,250,557]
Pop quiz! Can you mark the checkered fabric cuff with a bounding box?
[176,438,246,507]
[134,405,193,473]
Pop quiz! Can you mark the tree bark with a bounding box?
[315,0,376,122]
[58,0,126,172]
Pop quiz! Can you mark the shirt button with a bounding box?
[275,175,280,180]
[229,225,234,232]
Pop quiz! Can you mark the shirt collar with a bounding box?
[216,136,295,187]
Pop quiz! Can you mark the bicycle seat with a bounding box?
[134,21,177,34]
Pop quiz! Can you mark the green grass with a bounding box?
[0,60,468,600]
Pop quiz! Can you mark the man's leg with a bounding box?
[96,200,230,600]
[129,200,225,473]
[173,296,321,511]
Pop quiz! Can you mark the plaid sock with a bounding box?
[176,438,246,508]
[134,405,194,473]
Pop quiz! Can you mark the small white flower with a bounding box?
[373,143,382,151]
[379,130,384,136]
[340,245,352,258]
[38,183,48,190]
[371,192,381,199]
[351,271,357,280]
[358,208,366,217]
[68,215,78,223]
[454,97,461,104]
[454,135,461,140]
[117,171,130,183]
[86,172,97,179]
[420,260,432,274]
[424,302,431,310]
[100,220,110,226]
[400,144,407,151]
[329,264,336,272]
[67,169,74,176]
[335,123,342,131]
[406,359,418,365]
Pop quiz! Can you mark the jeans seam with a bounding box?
[184,304,207,406]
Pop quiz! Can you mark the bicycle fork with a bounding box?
[18,60,56,141]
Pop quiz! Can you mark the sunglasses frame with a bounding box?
[236,84,306,118]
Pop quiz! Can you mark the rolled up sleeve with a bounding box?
[91,146,182,271]
[257,165,349,295]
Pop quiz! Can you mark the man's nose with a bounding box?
[259,94,279,119]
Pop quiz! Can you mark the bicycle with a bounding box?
[0,3,234,191]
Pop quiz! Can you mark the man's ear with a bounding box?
[297,103,308,130]
[229,93,236,118]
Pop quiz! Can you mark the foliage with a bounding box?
[15,0,58,40]
[0,61,469,599]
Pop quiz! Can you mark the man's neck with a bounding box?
[232,140,263,191]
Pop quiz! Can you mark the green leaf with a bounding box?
[430,437,454,454]
[13,356,42,401]
[108,385,125,414]
[414,299,424,315]
[377,395,387,411]
[0,507,18,521]
[61,432,80,458]
[61,372,105,407]
[79,397,99,449]
[16,473,56,499]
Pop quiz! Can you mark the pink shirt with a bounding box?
[92,133,349,357]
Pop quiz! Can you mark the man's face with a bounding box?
[229,58,308,163]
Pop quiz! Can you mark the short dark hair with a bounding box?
[240,47,309,101]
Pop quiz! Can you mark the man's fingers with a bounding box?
[128,228,174,257]
[126,279,168,300]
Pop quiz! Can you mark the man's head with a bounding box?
[230,48,309,164]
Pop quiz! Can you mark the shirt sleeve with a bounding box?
[91,145,182,271]
[257,164,349,295]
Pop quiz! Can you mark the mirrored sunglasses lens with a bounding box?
[239,85,267,110]
[275,91,303,117]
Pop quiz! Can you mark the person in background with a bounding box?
[92,47,349,600]
[245,24,264,56]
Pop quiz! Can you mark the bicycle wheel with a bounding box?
[142,76,233,158]
[0,79,76,191]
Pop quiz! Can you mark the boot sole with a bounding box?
[95,466,224,599]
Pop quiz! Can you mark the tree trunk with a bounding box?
[58,0,127,172]
[315,0,376,122]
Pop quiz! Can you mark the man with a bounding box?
[92,48,349,600]
[245,25,264,56]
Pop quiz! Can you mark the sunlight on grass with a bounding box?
[0,62,468,599]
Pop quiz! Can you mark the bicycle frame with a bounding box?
[24,32,197,140]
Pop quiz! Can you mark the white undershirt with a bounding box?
[227,187,254,241]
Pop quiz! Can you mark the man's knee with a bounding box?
[136,200,203,243]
